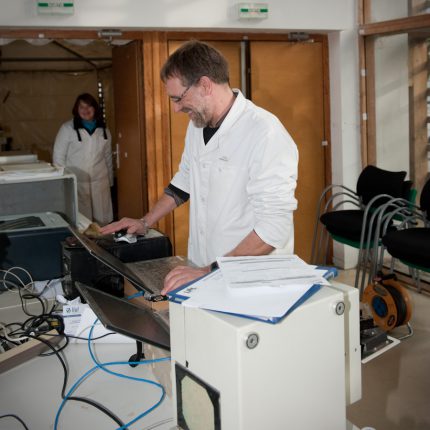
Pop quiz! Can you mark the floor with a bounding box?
[337,270,430,430]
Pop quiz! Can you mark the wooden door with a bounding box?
[168,40,242,256]
[251,41,327,261]
[112,41,147,219]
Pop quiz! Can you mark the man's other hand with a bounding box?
[162,265,210,295]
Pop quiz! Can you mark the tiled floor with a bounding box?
[337,270,430,430]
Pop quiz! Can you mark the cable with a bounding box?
[43,331,116,341]
[0,267,34,293]
[55,318,171,430]
[54,357,170,430]
[0,278,22,291]
[0,322,29,342]
[23,333,127,429]
[146,417,174,430]
[36,279,57,298]
[3,270,169,428]
[0,414,30,430]
[87,320,170,430]
[125,291,145,300]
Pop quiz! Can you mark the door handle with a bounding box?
[113,143,120,169]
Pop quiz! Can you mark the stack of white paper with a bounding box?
[171,255,333,322]
[217,255,329,289]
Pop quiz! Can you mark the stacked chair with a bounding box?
[312,166,430,342]
[358,178,430,340]
[378,176,430,293]
[311,165,413,291]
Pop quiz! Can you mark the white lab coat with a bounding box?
[170,90,298,266]
[53,119,113,225]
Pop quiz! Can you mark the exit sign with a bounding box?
[37,1,74,15]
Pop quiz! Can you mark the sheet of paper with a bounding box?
[181,271,318,319]
[217,255,329,288]
[0,166,64,182]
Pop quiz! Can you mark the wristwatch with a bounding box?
[139,217,149,235]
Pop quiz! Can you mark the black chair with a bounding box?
[311,165,413,288]
[381,177,430,293]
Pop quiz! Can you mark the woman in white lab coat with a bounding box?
[53,93,113,225]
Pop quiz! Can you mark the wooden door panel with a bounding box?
[168,40,242,256]
[112,41,146,219]
[251,41,326,261]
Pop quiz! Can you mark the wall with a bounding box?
[1,0,352,31]
[328,29,361,268]
[0,0,360,268]
[375,34,410,175]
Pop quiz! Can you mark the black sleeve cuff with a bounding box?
[165,183,190,206]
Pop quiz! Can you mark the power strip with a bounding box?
[0,330,63,374]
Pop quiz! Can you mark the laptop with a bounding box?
[68,226,170,350]
[67,225,166,301]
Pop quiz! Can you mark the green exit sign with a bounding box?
[37,1,74,15]
[237,3,269,19]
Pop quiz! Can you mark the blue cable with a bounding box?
[86,320,171,429]
[54,316,171,430]
[125,291,145,300]
[54,358,170,429]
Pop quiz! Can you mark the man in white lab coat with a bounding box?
[101,40,298,294]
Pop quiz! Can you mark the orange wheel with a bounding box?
[362,283,398,331]
[382,279,412,326]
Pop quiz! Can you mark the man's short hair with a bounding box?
[160,40,230,87]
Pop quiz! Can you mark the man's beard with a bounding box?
[182,107,209,128]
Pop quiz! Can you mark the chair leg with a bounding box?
[323,232,331,265]
[316,228,327,265]
[356,245,373,295]
[408,267,422,293]
[393,322,414,341]
[354,248,366,291]
[377,246,385,277]
[417,270,422,294]
[355,246,365,290]
[389,257,395,273]
[366,248,376,289]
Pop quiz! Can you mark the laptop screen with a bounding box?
[76,283,170,350]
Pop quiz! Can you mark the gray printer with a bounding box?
[0,212,70,281]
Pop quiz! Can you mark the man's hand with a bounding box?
[162,265,210,295]
[99,217,148,236]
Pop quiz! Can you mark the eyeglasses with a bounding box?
[169,85,192,104]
